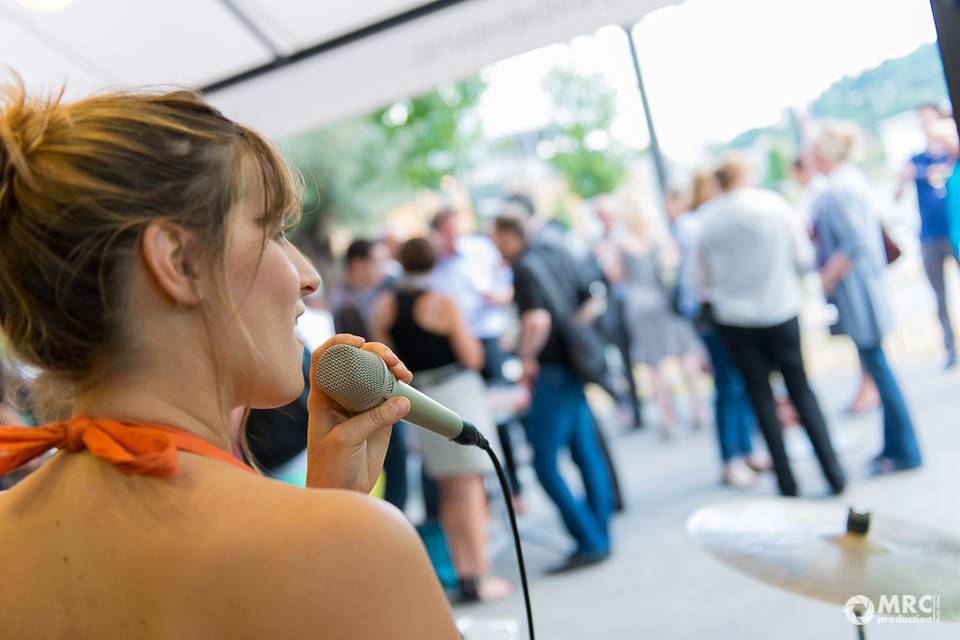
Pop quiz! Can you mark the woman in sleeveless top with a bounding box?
[0,80,459,639]
[371,237,510,603]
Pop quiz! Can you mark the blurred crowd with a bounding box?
[2,106,958,605]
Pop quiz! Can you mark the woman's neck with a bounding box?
[72,376,235,451]
[398,273,433,290]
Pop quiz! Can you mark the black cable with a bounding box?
[480,439,535,640]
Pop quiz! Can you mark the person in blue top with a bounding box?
[896,104,958,369]
[940,115,960,259]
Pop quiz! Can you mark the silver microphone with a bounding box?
[313,344,487,447]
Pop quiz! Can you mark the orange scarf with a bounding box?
[0,417,254,478]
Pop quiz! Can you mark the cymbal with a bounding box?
[687,499,960,620]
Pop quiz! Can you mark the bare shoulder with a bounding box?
[412,291,455,332]
[434,292,460,317]
[208,476,459,640]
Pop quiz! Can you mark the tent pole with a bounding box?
[622,24,670,216]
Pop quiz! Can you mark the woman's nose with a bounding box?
[290,244,321,297]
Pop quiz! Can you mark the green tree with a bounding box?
[279,75,486,277]
[543,69,628,199]
[371,76,486,190]
[279,117,400,278]
[765,143,791,188]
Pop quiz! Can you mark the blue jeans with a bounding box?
[857,345,922,468]
[702,330,755,463]
[523,365,612,555]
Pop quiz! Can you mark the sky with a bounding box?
[477,0,939,164]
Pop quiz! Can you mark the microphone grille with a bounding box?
[314,343,392,412]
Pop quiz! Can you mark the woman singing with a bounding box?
[0,79,459,639]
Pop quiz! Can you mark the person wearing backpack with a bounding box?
[492,214,613,574]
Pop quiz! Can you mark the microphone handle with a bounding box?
[388,380,487,447]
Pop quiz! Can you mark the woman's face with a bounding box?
[223,164,319,409]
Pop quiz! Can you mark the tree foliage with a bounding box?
[811,43,948,126]
[543,69,628,199]
[370,76,486,190]
[279,76,486,272]
[280,119,399,231]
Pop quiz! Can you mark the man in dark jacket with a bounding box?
[492,213,613,573]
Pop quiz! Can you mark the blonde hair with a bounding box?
[714,153,754,192]
[811,121,862,165]
[0,77,301,426]
[690,168,718,210]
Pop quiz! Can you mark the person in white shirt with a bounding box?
[698,154,846,497]
[675,170,763,488]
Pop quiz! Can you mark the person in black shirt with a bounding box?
[492,214,613,573]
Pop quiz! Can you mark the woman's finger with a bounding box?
[313,334,366,362]
[362,342,413,383]
[333,397,410,447]
[391,363,413,383]
[361,341,399,365]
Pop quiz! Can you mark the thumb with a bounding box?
[334,397,410,446]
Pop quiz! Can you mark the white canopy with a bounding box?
[1,0,677,138]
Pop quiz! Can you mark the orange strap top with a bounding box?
[0,417,255,478]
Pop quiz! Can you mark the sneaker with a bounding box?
[744,452,773,473]
[868,456,922,477]
[845,392,881,415]
[547,550,611,575]
[721,459,758,488]
[454,575,514,604]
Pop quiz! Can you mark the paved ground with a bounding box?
[452,260,960,640]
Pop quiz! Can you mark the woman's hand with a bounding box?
[306,334,412,492]
[820,252,853,296]
[820,271,836,296]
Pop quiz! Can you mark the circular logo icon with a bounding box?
[845,595,875,625]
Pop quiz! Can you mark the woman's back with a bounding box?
[0,449,454,640]
[813,165,892,346]
[699,187,812,327]
[621,247,670,313]
[815,165,887,274]
[389,289,458,372]
[1,452,300,638]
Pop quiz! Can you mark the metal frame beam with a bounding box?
[201,0,471,95]
[216,0,286,60]
[931,0,960,133]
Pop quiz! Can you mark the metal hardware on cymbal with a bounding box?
[846,508,871,536]
[687,499,960,624]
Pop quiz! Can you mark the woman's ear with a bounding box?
[141,220,203,306]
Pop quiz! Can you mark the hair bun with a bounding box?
[0,77,56,218]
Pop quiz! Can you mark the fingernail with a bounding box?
[390,397,409,415]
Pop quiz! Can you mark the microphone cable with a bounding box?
[475,434,535,640]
